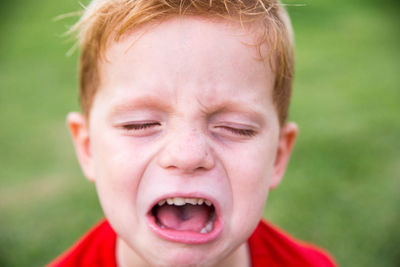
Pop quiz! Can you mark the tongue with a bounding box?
[156,204,210,232]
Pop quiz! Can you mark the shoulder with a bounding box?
[248,220,337,267]
[47,220,117,267]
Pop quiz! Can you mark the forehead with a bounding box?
[95,17,275,114]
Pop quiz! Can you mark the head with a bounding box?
[67,0,298,266]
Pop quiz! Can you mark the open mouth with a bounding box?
[147,196,223,244]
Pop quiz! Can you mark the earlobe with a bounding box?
[67,112,95,182]
[269,122,298,190]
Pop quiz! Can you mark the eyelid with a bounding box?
[113,119,161,127]
[122,121,161,130]
[114,120,162,137]
[109,109,165,127]
[215,126,256,137]
[211,122,259,137]
[212,121,260,130]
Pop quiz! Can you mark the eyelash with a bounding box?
[122,122,161,131]
[216,126,256,137]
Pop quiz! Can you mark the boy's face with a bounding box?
[68,18,297,266]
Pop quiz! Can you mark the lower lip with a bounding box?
[147,214,224,244]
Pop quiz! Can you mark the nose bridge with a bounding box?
[158,124,214,172]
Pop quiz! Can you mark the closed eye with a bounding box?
[122,122,161,131]
[214,126,256,137]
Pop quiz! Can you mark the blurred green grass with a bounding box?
[0,0,399,266]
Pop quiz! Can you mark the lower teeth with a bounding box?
[200,220,214,234]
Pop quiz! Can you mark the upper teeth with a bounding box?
[158,197,212,207]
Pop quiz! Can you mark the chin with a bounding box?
[133,232,233,267]
[146,247,223,267]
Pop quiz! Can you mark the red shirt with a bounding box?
[48,220,336,267]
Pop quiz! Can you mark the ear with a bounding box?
[67,112,95,182]
[269,122,298,190]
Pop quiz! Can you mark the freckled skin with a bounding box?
[68,17,297,267]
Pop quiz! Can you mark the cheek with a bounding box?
[232,151,273,212]
[90,133,147,221]
[226,138,277,234]
[93,141,135,184]
[228,139,276,195]
[91,130,148,183]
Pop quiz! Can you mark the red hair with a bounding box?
[70,0,294,124]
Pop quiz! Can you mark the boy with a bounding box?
[50,0,336,266]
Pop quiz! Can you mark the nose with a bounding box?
[158,127,215,173]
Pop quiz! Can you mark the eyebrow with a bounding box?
[108,96,266,125]
[201,100,266,124]
[109,95,173,116]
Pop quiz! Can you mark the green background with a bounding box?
[0,0,399,266]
